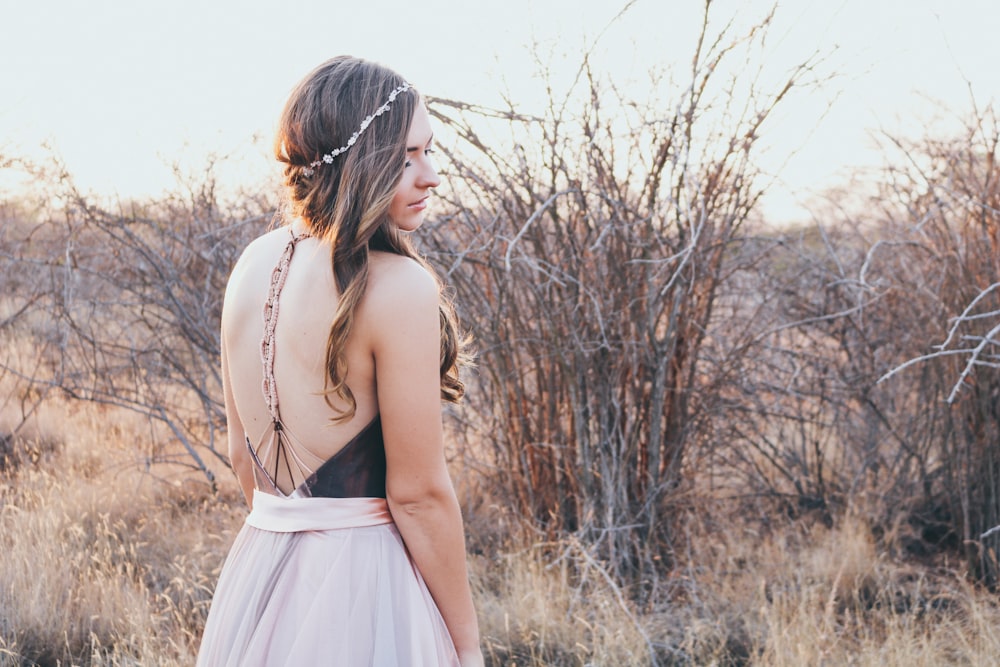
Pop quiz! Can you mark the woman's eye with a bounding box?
[405,148,434,168]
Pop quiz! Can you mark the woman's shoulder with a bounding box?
[239,226,299,263]
[227,226,299,282]
[367,251,437,296]
[223,227,299,318]
[363,251,439,319]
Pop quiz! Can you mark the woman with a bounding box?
[197,56,483,667]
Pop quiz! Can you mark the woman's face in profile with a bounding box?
[389,104,440,232]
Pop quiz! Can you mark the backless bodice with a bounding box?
[246,229,387,499]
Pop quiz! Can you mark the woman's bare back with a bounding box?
[222,225,380,494]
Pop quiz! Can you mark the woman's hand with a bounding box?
[458,647,485,667]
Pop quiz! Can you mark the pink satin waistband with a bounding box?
[245,489,394,533]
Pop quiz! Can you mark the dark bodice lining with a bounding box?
[246,416,387,499]
[302,416,387,498]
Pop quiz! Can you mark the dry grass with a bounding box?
[650,506,1000,666]
[473,539,654,665]
[0,393,242,666]
[2,394,1000,666]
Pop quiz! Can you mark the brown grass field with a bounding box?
[3,388,1000,666]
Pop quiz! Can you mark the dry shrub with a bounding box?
[422,3,820,588]
[870,112,1000,582]
[0,156,270,487]
[706,107,1000,583]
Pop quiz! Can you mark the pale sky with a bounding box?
[1,0,997,223]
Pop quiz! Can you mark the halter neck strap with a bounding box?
[259,228,310,421]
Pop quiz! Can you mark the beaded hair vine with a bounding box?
[302,82,412,176]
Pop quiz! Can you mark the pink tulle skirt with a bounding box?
[197,491,459,666]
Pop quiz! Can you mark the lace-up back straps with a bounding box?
[260,228,311,420]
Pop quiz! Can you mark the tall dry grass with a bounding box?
[4,390,1000,665]
[0,386,241,666]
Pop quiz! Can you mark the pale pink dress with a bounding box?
[197,231,459,666]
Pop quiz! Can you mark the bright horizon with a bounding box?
[2,0,997,224]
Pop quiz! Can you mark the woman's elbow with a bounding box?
[386,477,456,516]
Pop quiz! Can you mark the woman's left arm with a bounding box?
[221,323,254,507]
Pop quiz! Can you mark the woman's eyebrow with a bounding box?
[407,133,434,152]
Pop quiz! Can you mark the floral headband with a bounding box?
[302,82,412,176]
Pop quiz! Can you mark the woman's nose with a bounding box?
[419,160,441,189]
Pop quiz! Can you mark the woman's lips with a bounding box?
[409,196,429,210]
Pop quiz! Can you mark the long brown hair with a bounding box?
[274,56,466,420]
